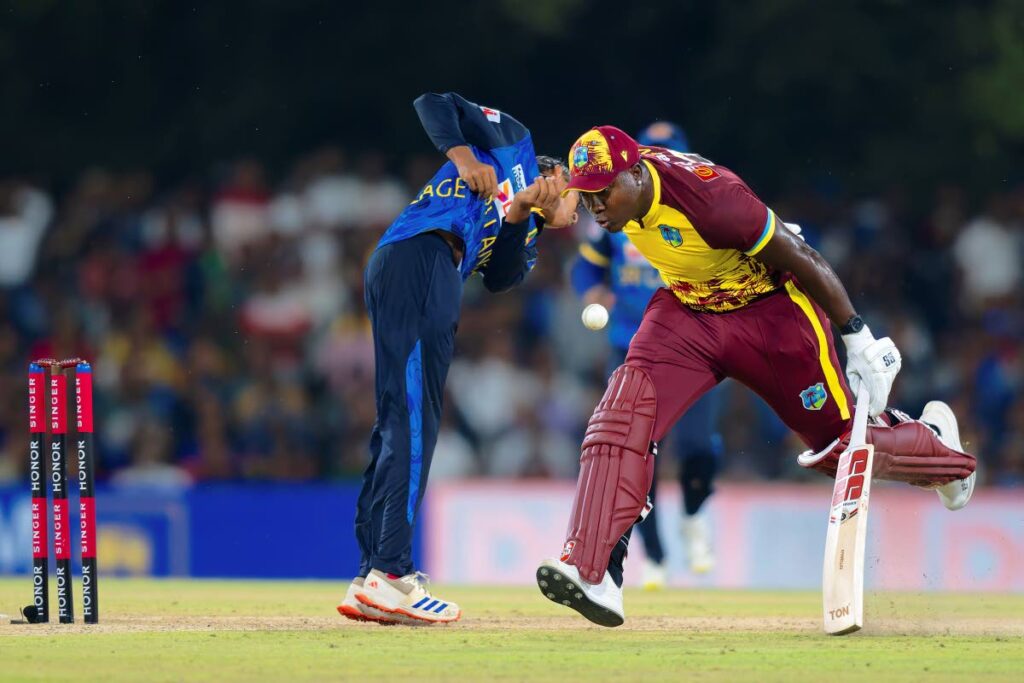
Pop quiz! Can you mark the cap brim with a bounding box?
[562,173,616,196]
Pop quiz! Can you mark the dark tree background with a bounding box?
[2,0,1022,195]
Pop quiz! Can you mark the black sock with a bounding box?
[606,527,634,587]
[635,474,665,563]
[681,453,718,516]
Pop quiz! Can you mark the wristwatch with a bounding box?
[840,315,865,335]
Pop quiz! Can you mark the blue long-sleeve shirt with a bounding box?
[376,92,542,292]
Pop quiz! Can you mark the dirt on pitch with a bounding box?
[4,613,1022,637]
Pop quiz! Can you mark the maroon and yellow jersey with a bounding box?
[623,147,782,312]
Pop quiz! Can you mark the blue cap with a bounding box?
[636,121,690,153]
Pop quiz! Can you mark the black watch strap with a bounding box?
[840,315,865,335]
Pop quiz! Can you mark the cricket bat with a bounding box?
[822,385,873,635]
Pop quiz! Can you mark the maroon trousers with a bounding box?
[565,283,973,587]
[626,283,853,453]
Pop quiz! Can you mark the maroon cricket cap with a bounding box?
[564,125,641,194]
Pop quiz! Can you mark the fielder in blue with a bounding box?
[339,92,578,625]
[569,122,722,589]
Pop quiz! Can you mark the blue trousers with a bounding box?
[355,233,462,577]
[607,347,723,564]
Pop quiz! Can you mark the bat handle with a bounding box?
[850,385,871,448]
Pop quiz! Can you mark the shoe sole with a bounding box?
[536,565,623,628]
[336,603,398,625]
[355,593,462,625]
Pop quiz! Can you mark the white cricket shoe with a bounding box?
[536,558,624,627]
[355,570,461,625]
[337,577,403,625]
[921,401,976,511]
[681,511,715,574]
[641,559,667,591]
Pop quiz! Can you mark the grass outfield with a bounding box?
[1,579,1022,682]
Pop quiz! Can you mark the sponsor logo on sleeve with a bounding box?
[690,164,720,182]
[481,106,501,123]
[512,163,526,192]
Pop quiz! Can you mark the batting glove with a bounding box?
[842,325,901,418]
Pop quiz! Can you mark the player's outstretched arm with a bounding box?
[413,92,530,199]
[755,223,901,416]
[413,92,528,152]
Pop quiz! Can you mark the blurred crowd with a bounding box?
[0,149,1021,487]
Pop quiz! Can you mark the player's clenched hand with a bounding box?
[503,180,539,223]
[447,145,498,199]
[531,173,565,218]
[843,326,901,417]
[506,174,575,227]
[461,159,499,199]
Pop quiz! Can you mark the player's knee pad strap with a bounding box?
[562,364,657,584]
[797,437,843,477]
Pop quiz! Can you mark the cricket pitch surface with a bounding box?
[1,579,1021,681]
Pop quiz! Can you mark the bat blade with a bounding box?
[822,441,874,635]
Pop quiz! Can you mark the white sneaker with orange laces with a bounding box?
[356,570,462,625]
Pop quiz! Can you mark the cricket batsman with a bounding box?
[570,121,723,586]
[338,92,577,626]
[538,126,977,627]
